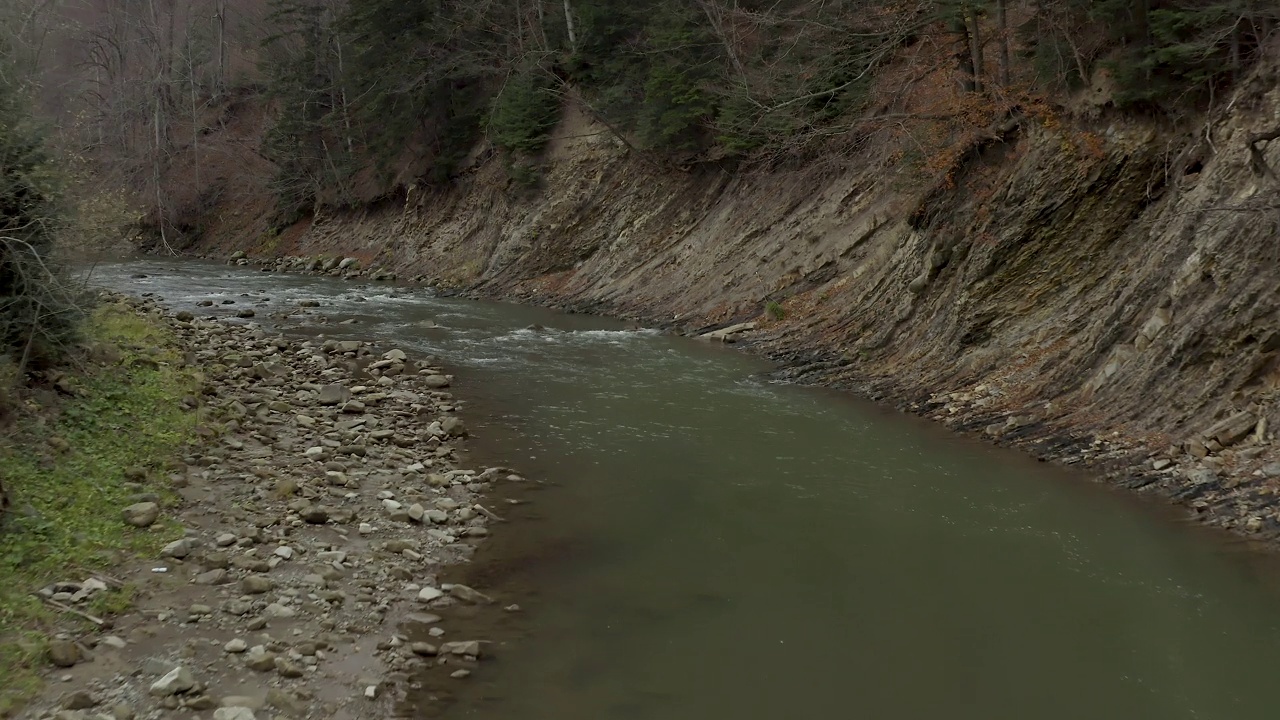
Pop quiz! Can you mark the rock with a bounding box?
[223,599,253,616]
[275,657,305,678]
[422,375,450,389]
[274,546,294,560]
[224,638,248,653]
[383,349,407,361]
[440,416,466,437]
[195,569,230,585]
[175,310,194,322]
[63,691,99,710]
[302,506,330,524]
[161,538,194,558]
[407,504,425,522]
[149,666,196,696]
[451,669,471,679]
[699,321,757,342]
[1246,517,1264,532]
[1262,462,1280,478]
[245,649,279,672]
[317,384,350,406]
[215,533,238,547]
[1205,411,1257,448]
[440,640,481,657]
[235,308,256,318]
[338,257,358,270]
[241,575,273,594]
[213,709,256,720]
[410,642,438,656]
[417,587,444,603]
[109,703,135,720]
[122,502,160,528]
[447,584,491,604]
[47,640,82,667]
[263,603,296,618]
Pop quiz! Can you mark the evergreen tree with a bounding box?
[0,50,76,367]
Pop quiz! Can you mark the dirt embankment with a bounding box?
[190,61,1280,544]
[16,297,522,720]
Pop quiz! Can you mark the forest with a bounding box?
[0,0,1277,262]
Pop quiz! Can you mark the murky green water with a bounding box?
[99,260,1280,720]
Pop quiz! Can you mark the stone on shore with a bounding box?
[47,640,82,667]
[121,502,160,528]
[149,666,196,696]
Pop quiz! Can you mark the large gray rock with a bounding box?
[121,502,160,528]
[1205,411,1257,448]
[441,416,466,437]
[47,640,82,667]
[439,640,481,657]
[213,709,255,720]
[316,384,350,406]
[149,666,196,696]
[240,575,273,594]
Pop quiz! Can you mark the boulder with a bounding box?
[149,666,196,696]
[121,502,160,528]
[316,384,350,406]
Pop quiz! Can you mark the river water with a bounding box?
[97,260,1280,720]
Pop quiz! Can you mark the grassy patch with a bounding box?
[0,302,198,717]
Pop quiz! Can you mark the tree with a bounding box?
[0,45,77,371]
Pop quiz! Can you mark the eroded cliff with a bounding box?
[199,62,1280,539]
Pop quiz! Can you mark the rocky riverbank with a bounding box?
[19,295,522,720]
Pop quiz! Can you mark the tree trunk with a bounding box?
[215,0,226,97]
[995,0,1010,87]
[1134,0,1149,46]
[965,7,984,94]
[563,0,576,52]
[953,19,976,93]
[0,475,9,523]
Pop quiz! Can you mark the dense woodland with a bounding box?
[4,0,1279,230]
[1,0,1279,361]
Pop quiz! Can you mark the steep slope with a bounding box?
[196,63,1280,540]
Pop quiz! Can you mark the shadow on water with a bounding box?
[93,260,1280,720]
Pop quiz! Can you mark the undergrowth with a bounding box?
[0,301,197,717]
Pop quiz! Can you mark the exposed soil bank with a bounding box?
[187,62,1280,547]
[16,295,523,720]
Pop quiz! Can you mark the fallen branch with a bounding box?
[40,597,106,626]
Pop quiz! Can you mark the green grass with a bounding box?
[0,302,198,717]
[765,300,786,321]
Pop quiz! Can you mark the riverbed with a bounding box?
[97,260,1280,720]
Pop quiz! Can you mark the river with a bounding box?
[96,260,1280,720]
